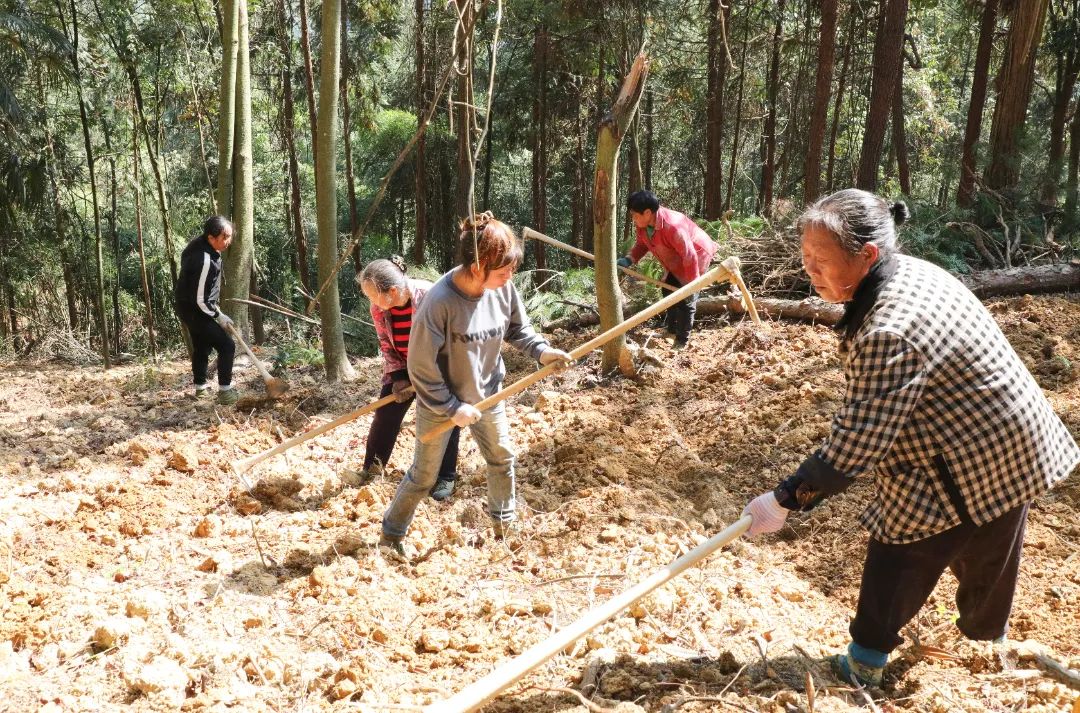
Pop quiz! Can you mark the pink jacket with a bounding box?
[629,206,719,285]
[370,277,433,385]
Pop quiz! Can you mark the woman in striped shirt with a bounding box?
[358,257,461,501]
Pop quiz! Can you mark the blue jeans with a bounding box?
[382,401,516,539]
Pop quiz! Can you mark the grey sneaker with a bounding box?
[217,388,239,405]
[378,533,407,558]
[193,386,212,400]
[429,478,456,502]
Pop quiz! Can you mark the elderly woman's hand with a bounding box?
[741,491,789,537]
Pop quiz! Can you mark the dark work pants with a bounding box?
[662,272,698,344]
[175,304,235,387]
[851,503,1029,654]
[364,381,460,482]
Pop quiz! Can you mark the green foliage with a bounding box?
[271,340,325,373]
[697,215,768,252]
[121,365,162,394]
[515,267,597,325]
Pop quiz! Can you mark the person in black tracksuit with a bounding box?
[173,216,239,405]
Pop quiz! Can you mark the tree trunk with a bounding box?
[594,52,649,372]
[704,0,732,219]
[454,0,476,220]
[103,121,122,354]
[759,0,786,215]
[826,11,856,193]
[583,42,605,256]
[216,0,239,216]
[1040,43,1079,208]
[532,24,549,274]
[572,102,584,254]
[250,267,264,345]
[644,89,654,190]
[957,0,1000,207]
[856,0,909,192]
[725,14,751,212]
[1064,96,1080,229]
[413,0,428,264]
[960,262,1080,297]
[179,28,217,212]
[299,0,319,161]
[222,0,253,333]
[803,0,838,202]
[277,0,313,306]
[65,0,110,366]
[315,0,355,382]
[985,0,1050,192]
[892,62,911,195]
[778,2,813,196]
[340,1,361,275]
[132,96,157,361]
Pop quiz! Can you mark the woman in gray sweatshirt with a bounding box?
[380,213,571,555]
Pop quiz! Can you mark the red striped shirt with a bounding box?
[389,301,413,358]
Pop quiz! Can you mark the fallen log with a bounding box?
[545,294,842,331]
[959,261,1080,298]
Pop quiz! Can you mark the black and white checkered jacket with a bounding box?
[777,255,1079,544]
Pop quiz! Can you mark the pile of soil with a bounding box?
[1,294,1078,713]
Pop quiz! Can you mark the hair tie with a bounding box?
[389,255,407,274]
[890,201,910,227]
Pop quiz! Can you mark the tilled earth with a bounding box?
[1,294,1078,713]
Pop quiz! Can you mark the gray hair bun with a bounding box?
[890,201,910,226]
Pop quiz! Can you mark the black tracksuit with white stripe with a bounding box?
[174,235,235,387]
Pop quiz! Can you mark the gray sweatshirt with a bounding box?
[407,270,551,417]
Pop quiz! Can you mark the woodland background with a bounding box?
[2,0,1078,377]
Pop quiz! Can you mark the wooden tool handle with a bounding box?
[232,391,405,475]
[522,227,676,292]
[418,264,730,444]
[225,321,275,384]
[421,514,753,713]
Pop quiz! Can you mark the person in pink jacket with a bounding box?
[618,190,719,348]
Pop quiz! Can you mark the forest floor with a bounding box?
[2,294,1079,713]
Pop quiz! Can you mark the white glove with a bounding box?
[214,312,234,329]
[539,348,573,371]
[742,491,789,537]
[451,403,482,428]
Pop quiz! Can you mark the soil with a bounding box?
[1,294,1079,713]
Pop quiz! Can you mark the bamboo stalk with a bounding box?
[422,514,753,713]
[231,390,409,476]
[418,264,730,444]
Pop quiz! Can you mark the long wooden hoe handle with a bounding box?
[524,227,762,327]
[421,514,753,713]
[224,322,276,385]
[418,264,731,444]
[523,227,676,292]
[231,390,410,476]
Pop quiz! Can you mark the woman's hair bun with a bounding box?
[890,201,910,226]
[389,254,407,274]
[459,211,495,233]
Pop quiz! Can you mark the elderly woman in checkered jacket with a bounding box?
[742,188,1080,688]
